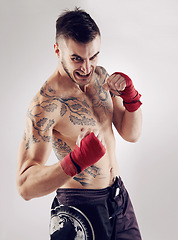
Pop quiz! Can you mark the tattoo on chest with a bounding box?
[41,82,97,126]
[59,97,96,126]
[25,82,96,149]
[25,68,111,150]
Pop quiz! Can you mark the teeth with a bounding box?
[77,72,89,77]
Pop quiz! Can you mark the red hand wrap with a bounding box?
[60,132,106,177]
[114,72,142,112]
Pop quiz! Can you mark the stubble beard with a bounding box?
[61,59,76,83]
[61,58,94,87]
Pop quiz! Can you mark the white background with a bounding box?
[0,0,178,239]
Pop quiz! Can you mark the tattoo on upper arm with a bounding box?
[25,86,57,150]
[26,105,55,146]
[89,67,112,120]
[25,134,40,150]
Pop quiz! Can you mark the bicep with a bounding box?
[17,101,55,175]
[17,137,52,176]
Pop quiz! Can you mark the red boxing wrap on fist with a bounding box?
[114,72,142,112]
[60,132,106,177]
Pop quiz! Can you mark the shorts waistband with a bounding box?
[56,176,124,205]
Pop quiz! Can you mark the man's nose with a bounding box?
[80,59,91,74]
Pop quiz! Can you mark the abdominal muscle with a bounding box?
[59,134,119,190]
[61,163,119,189]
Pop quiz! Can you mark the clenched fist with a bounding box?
[103,72,142,112]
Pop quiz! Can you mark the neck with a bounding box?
[79,85,88,93]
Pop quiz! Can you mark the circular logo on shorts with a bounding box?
[50,205,95,240]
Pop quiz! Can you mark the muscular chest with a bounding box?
[54,85,113,140]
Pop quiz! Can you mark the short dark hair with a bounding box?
[56,8,100,44]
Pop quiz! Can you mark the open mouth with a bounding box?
[75,72,91,78]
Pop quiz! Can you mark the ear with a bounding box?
[54,43,60,58]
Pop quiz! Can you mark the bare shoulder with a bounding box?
[94,66,109,84]
[22,79,60,149]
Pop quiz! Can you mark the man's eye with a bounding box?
[72,57,82,62]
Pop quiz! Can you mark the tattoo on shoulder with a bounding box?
[40,81,56,97]
[97,67,115,98]
[95,66,109,84]
[89,66,112,115]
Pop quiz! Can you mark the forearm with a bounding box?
[119,107,142,142]
[17,162,71,201]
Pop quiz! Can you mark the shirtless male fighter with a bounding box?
[17,8,142,240]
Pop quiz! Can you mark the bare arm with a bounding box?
[17,141,71,201]
[112,96,142,142]
[103,71,142,142]
[16,91,71,201]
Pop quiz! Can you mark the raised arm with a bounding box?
[103,72,142,142]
